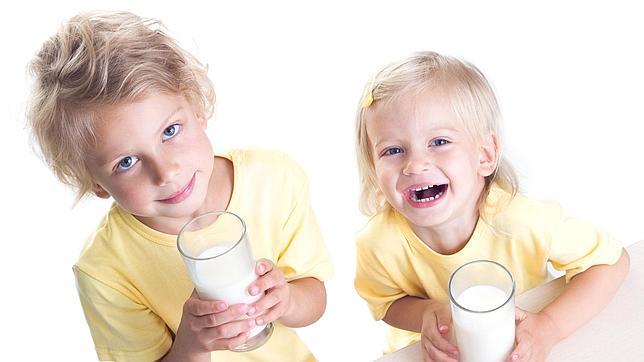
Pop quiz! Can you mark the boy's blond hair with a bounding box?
[27,11,215,202]
[356,51,518,217]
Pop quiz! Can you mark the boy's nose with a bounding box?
[152,158,181,186]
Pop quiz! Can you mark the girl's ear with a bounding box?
[93,184,111,199]
[478,132,500,177]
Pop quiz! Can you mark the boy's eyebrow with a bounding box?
[99,105,184,168]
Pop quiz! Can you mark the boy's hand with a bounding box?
[508,308,558,362]
[247,259,292,326]
[420,301,459,362]
[172,290,256,358]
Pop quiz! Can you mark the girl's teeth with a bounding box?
[412,191,443,202]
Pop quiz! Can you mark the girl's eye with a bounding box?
[162,124,181,140]
[382,147,403,157]
[430,138,449,147]
[116,156,139,173]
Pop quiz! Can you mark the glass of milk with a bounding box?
[177,211,273,352]
[448,260,515,362]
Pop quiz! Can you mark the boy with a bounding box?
[27,11,333,361]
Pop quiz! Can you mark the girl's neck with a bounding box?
[411,206,480,255]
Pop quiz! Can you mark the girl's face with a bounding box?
[86,92,215,232]
[366,87,497,235]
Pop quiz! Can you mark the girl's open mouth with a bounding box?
[408,184,448,203]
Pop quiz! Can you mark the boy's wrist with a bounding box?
[538,310,564,347]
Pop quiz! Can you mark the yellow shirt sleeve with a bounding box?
[548,215,623,282]
[355,245,407,321]
[74,266,172,361]
[273,154,334,282]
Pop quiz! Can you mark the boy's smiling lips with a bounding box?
[158,173,196,204]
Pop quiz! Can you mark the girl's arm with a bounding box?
[384,296,459,361]
[512,248,630,360]
[544,248,630,340]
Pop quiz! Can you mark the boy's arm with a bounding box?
[541,248,629,342]
[279,277,327,327]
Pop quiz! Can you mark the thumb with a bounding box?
[435,305,453,334]
[515,307,528,322]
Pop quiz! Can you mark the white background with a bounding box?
[1,1,643,361]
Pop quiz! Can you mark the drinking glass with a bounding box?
[448,260,515,362]
[177,211,273,352]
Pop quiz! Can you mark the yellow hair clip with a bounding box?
[361,90,373,108]
[360,78,375,108]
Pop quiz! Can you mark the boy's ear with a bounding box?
[196,112,207,129]
[478,132,500,177]
[93,184,111,199]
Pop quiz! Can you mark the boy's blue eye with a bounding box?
[382,147,403,156]
[162,124,181,140]
[430,138,449,147]
[116,156,139,172]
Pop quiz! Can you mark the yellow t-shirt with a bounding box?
[354,185,623,354]
[73,149,334,361]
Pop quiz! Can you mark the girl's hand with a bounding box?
[171,290,256,358]
[247,259,291,327]
[508,308,558,362]
[420,301,459,362]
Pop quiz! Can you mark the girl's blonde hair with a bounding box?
[356,51,518,216]
[26,11,215,202]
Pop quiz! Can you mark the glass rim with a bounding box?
[448,259,516,314]
[176,210,246,261]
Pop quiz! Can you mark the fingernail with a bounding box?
[248,319,256,327]
[439,325,448,333]
[247,307,256,316]
[249,286,259,295]
[217,302,227,311]
[256,318,264,326]
[512,354,519,361]
[257,263,265,273]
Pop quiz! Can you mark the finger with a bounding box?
[509,334,531,362]
[185,292,228,317]
[255,258,275,276]
[434,308,453,336]
[515,307,528,322]
[249,288,282,316]
[423,324,459,359]
[195,303,250,329]
[210,332,250,351]
[205,318,256,342]
[249,268,285,297]
[422,336,458,362]
[254,297,287,326]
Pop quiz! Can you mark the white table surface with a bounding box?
[376,240,644,361]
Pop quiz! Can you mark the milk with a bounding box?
[452,285,515,362]
[190,244,264,337]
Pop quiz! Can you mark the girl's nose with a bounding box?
[402,155,431,175]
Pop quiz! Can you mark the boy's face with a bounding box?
[366,87,497,234]
[87,92,214,227]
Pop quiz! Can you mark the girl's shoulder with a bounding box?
[484,186,564,232]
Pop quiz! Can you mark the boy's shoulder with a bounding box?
[226,148,308,184]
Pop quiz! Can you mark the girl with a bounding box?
[354,51,629,362]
